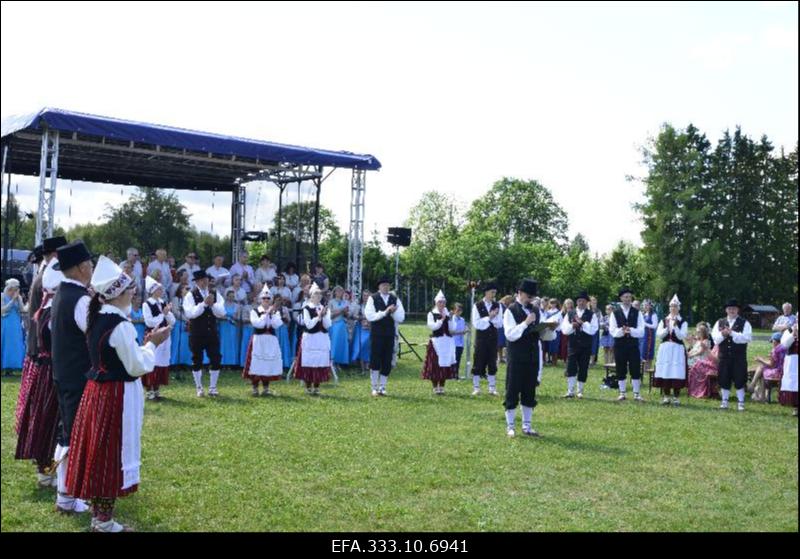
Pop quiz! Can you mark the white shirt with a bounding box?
[472,298,504,331]
[711,315,753,345]
[303,303,333,330]
[270,286,293,301]
[250,306,283,330]
[656,314,688,341]
[427,307,457,334]
[60,278,91,333]
[364,292,406,324]
[643,311,659,330]
[182,288,227,320]
[780,328,796,350]
[608,305,646,338]
[101,304,157,377]
[504,300,535,342]
[143,297,176,329]
[561,306,599,336]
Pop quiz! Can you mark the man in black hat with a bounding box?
[561,290,598,399]
[364,276,405,396]
[471,281,504,396]
[50,239,93,514]
[711,299,753,411]
[183,270,227,397]
[609,286,646,401]
[503,279,547,437]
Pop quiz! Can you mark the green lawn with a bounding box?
[2,323,796,532]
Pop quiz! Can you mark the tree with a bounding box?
[404,191,463,248]
[569,233,590,254]
[466,177,570,248]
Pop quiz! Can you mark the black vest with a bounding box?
[661,317,686,345]
[37,306,53,358]
[51,281,91,389]
[717,316,747,360]
[26,268,45,356]
[475,300,500,341]
[86,313,137,382]
[506,302,541,362]
[371,293,397,337]
[567,308,595,350]
[145,299,167,334]
[788,336,798,356]
[613,306,640,346]
[430,312,451,338]
[253,308,276,336]
[189,288,218,337]
[305,306,328,334]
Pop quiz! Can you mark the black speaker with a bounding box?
[242,231,269,242]
[387,227,412,247]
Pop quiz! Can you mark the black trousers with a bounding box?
[472,336,498,377]
[455,346,464,373]
[566,347,592,382]
[504,353,539,410]
[614,341,641,380]
[54,380,85,447]
[190,334,222,370]
[718,356,748,390]
[370,335,395,376]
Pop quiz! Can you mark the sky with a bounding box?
[1,1,797,256]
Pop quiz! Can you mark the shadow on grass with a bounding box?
[531,433,629,456]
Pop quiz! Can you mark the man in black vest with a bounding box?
[50,240,94,514]
[609,286,646,402]
[471,282,503,396]
[561,290,598,399]
[364,276,405,396]
[503,279,546,438]
[711,299,753,411]
[183,270,227,397]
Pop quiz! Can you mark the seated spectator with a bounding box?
[748,332,787,402]
[772,303,796,333]
[687,322,720,399]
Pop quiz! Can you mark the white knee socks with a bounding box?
[370,370,379,390]
[619,378,627,393]
[721,388,730,402]
[192,370,203,389]
[505,408,516,428]
[736,388,745,403]
[473,375,481,390]
[567,377,577,394]
[379,375,388,390]
[488,375,497,391]
[522,406,533,429]
[209,370,220,390]
[632,379,642,394]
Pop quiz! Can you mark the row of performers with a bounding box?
[131,288,375,374]
[12,240,410,531]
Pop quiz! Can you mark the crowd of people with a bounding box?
[4,236,798,532]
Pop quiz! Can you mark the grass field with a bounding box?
[2,323,797,532]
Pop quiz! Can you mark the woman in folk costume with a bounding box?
[219,288,241,367]
[170,284,192,370]
[242,287,284,396]
[422,290,458,395]
[141,276,175,401]
[296,283,332,395]
[654,294,688,405]
[329,285,351,366]
[66,256,171,532]
[1,278,26,372]
[350,289,372,373]
[639,299,659,372]
[779,318,798,416]
[15,258,64,489]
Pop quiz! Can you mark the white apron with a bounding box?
[301,331,331,368]
[655,341,687,380]
[249,333,283,376]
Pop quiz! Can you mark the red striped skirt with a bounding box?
[14,356,39,434]
[15,357,59,468]
[241,340,282,382]
[66,380,138,499]
[142,366,170,389]
[421,341,457,382]
[293,344,330,384]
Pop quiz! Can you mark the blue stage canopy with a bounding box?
[1,108,380,191]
